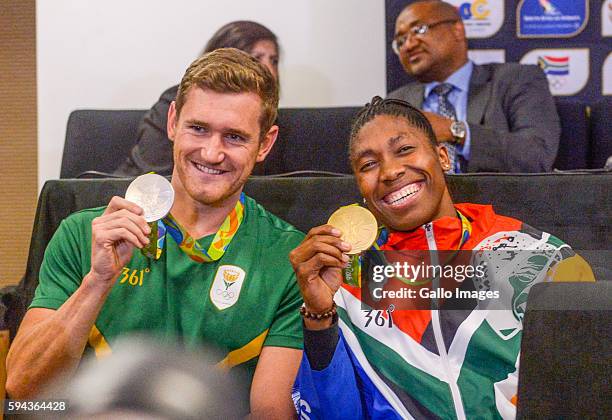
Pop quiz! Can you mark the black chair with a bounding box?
[6,173,610,339]
[553,98,590,170]
[60,109,146,178]
[589,98,612,169]
[517,282,611,419]
[60,107,360,177]
[267,107,361,175]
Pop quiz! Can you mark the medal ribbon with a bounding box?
[343,209,471,287]
[143,193,245,262]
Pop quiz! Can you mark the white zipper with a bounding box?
[424,223,466,420]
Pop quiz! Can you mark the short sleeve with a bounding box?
[30,216,90,310]
[263,232,304,349]
[263,269,304,349]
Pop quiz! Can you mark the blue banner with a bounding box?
[517,0,589,38]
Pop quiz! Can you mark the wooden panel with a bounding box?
[0,0,37,286]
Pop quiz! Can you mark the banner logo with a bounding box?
[603,0,612,37]
[446,0,504,38]
[468,49,506,64]
[459,0,490,19]
[539,0,560,15]
[537,56,569,76]
[210,265,245,310]
[521,49,589,96]
[604,53,612,95]
[517,0,588,38]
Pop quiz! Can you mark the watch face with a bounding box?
[451,121,466,138]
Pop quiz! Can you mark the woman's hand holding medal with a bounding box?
[290,205,377,329]
[290,225,351,315]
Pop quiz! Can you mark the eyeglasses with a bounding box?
[392,19,458,55]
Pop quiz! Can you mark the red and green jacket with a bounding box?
[293,203,594,419]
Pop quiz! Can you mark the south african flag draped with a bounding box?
[293,203,594,419]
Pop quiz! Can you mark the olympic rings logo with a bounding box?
[216,289,235,299]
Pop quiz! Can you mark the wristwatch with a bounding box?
[450,120,467,145]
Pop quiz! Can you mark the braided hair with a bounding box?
[348,96,437,160]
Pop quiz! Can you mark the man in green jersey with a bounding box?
[7,48,304,418]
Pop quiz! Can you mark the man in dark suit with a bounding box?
[388,0,560,173]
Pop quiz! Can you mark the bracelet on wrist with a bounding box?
[300,302,337,320]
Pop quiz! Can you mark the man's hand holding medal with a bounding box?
[88,174,174,289]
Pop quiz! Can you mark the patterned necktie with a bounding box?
[432,83,457,173]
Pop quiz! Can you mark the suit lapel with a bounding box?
[407,84,426,108]
[467,64,492,124]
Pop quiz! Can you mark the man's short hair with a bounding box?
[408,0,462,20]
[175,48,279,138]
[349,96,438,158]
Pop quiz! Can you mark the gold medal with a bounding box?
[328,205,378,255]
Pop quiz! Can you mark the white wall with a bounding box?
[37,0,386,187]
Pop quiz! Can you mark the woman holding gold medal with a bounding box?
[290,97,594,419]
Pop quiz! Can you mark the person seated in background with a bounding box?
[7,48,303,419]
[388,0,560,173]
[114,20,280,177]
[289,97,593,419]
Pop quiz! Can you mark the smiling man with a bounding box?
[290,97,593,419]
[7,49,303,418]
[388,0,560,173]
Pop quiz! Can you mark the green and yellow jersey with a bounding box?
[31,195,305,378]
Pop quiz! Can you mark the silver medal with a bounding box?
[125,174,175,222]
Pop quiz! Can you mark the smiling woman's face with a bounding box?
[351,114,455,231]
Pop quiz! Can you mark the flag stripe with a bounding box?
[336,288,445,379]
[543,56,569,63]
[339,307,457,418]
